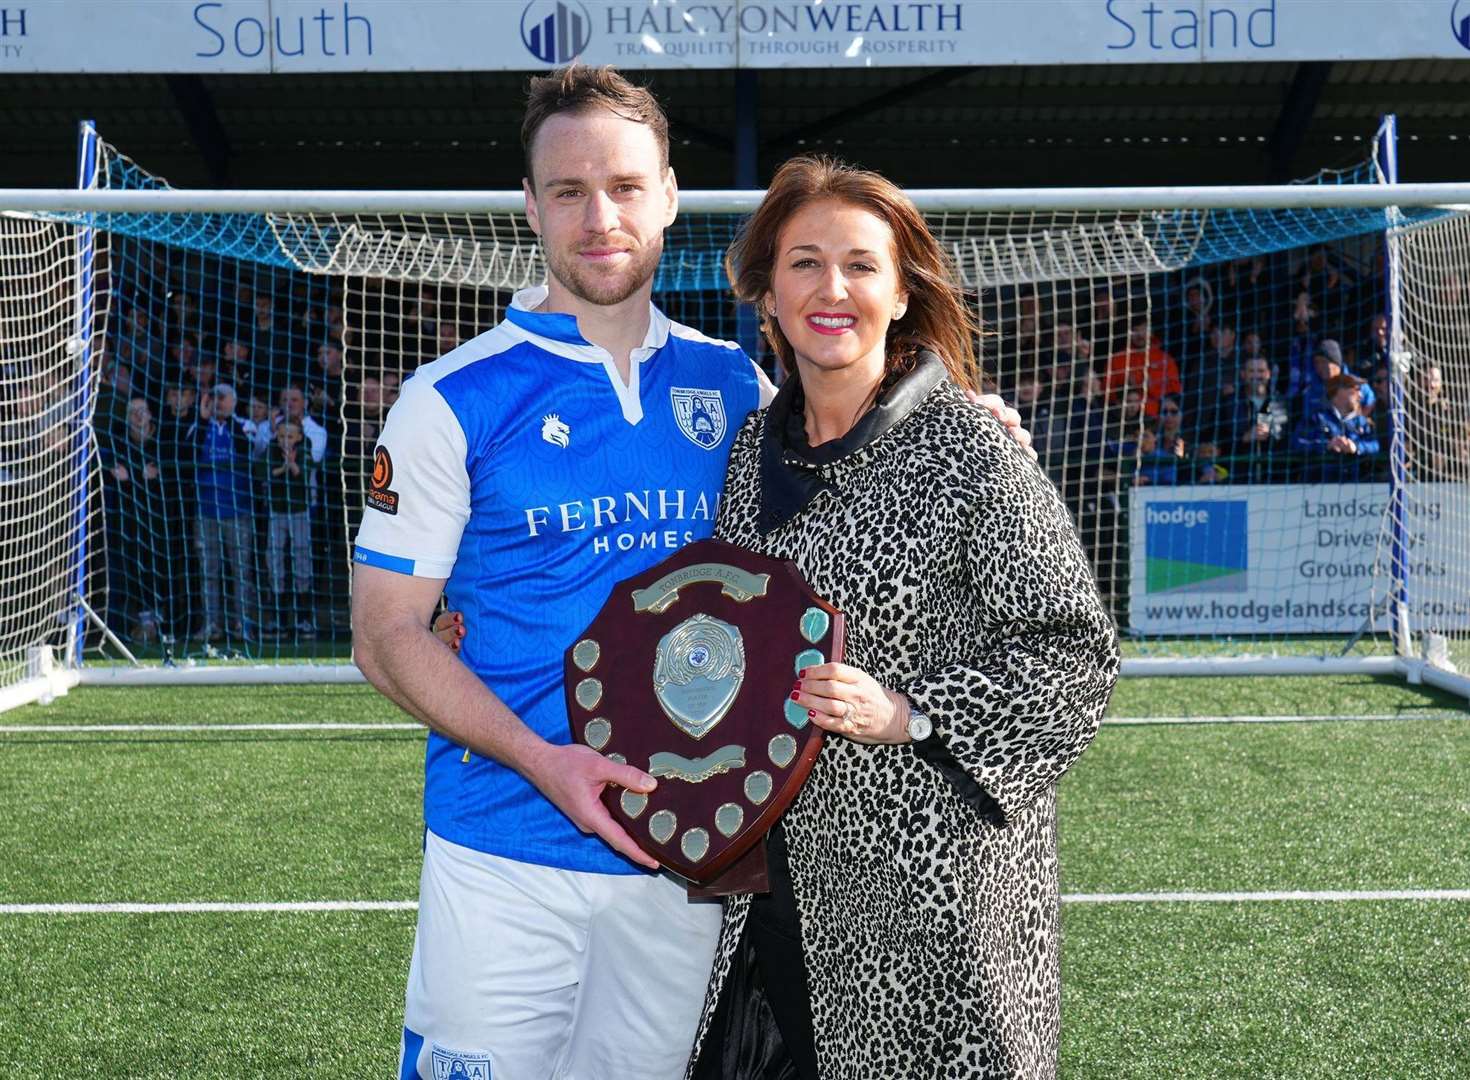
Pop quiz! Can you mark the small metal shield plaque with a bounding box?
[653,614,745,740]
[565,539,843,888]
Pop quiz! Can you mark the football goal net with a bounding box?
[1,119,1467,709]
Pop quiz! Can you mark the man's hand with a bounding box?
[422,606,656,869]
[522,743,661,870]
[967,391,1036,460]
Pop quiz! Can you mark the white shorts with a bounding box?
[398,830,722,1080]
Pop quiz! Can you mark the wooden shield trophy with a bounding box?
[564,539,843,893]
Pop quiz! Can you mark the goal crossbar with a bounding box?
[7,183,1470,216]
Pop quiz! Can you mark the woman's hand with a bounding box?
[432,609,465,652]
[792,662,911,745]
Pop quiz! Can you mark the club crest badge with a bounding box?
[431,1044,492,1079]
[670,387,726,450]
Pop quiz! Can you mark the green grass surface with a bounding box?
[1,912,413,1077]
[1,679,1467,1077]
[1063,901,1470,1079]
[3,683,398,726]
[1106,672,1466,718]
[1060,718,1470,892]
[0,728,423,904]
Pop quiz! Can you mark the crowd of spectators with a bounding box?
[986,244,1469,604]
[90,250,453,646]
[13,237,1463,641]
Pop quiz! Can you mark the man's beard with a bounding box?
[544,233,664,308]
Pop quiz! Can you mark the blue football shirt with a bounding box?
[354,286,764,874]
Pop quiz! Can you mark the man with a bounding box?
[189,382,259,640]
[1103,314,1181,418]
[309,337,345,422]
[1013,367,1052,460]
[219,334,256,395]
[1227,354,1290,481]
[1168,276,1215,373]
[255,383,327,637]
[1359,312,1391,378]
[353,65,1029,1080]
[1182,322,1240,448]
[1291,372,1379,481]
[1413,362,1465,481]
[352,66,764,1080]
[1291,337,1344,416]
[256,383,327,466]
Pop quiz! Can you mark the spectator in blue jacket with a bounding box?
[189,382,259,641]
[1292,373,1380,481]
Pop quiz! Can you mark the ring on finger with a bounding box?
[841,701,855,722]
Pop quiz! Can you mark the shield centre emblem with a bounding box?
[653,613,745,739]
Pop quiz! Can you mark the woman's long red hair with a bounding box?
[725,156,979,390]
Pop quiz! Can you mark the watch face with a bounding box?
[908,712,933,741]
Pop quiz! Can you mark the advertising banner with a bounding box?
[1128,483,1470,636]
[2,0,1469,74]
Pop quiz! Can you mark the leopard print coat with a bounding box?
[686,371,1120,1079]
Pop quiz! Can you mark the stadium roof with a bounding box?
[3,60,1467,191]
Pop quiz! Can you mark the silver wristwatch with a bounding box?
[906,708,933,742]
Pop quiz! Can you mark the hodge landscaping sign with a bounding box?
[1129,484,1470,636]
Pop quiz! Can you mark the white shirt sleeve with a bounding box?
[750,358,778,408]
[304,417,328,464]
[352,375,470,579]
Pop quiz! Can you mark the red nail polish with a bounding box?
[790,691,800,700]
[798,668,808,678]
[807,709,815,718]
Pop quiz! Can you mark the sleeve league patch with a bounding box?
[366,445,400,515]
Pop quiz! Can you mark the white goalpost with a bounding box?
[3,134,1469,703]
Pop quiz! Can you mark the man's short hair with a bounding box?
[521,65,670,188]
[1324,373,1364,397]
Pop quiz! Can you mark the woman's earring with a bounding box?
[893,304,907,320]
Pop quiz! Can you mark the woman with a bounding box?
[686,157,1118,1079]
[435,158,1118,1078]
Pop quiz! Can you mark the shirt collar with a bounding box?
[506,284,670,358]
[757,351,947,535]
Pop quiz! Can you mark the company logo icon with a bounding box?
[1454,0,1470,51]
[521,0,592,65]
[541,413,571,448]
[1144,500,1248,594]
[670,387,726,449]
[366,446,399,516]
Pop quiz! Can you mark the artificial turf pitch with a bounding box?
[1,679,1466,1078]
